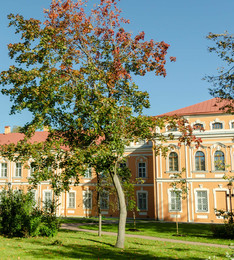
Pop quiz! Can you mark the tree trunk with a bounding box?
[111,171,127,249]
[98,212,102,237]
[97,173,102,237]
[176,212,179,235]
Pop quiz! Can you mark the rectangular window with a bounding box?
[170,190,181,211]
[15,163,22,177]
[68,192,75,208]
[196,191,208,212]
[100,192,109,210]
[0,163,7,177]
[83,191,92,209]
[138,162,146,178]
[84,167,92,178]
[43,191,52,207]
[137,192,147,210]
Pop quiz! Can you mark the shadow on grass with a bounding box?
[20,231,215,260]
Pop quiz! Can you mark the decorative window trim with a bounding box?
[192,120,206,131]
[83,190,92,209]
[229,120,234,129]
[67,191,76,209]
[0,161,8,178]
[168,151,179,172]
[210,118,225,130]
[194,188,209,213]
[136,190,148,211]
[165,124,178,132]
[213,150,225,171]
[136,157,148,178]
[15,162,22,178]
[100,191,109,210]
[194,151,206,171]
[84,167,92,179]
[43,190,52,207]
[168,188,182,213]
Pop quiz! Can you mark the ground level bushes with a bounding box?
[0,188,60,237]
[211,223,234,239]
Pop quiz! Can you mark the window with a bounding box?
[212,122,223,129]
[231,122,234,128]
[168,125,177,131]
[84,167,92,178]
[196,191,208,212]
[119,162,126,169]
[0,163,7,177]
[195,151,205,171]
[138,162,146,178]
[214,151,225,171]
[43,191,52,207]
[83,191,92,209]
[137,192,147,210]
[169,190,181,212]
[15,162,22,177]
[68,192,75,208]
[169,152,178,171]
[194,123,204,130]
[100,192,109,210]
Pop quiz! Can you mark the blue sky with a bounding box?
[0,0,233,132]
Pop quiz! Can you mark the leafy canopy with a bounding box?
[0,0,198,193]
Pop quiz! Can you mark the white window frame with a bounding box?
[100,191,109,210]
[0,162,7,177]
[83,190,92,209]
[15,162,22,177]
[168,189,182,212]
[137,190,148,211]
[43,190,52,207]
[84,167,92,179]
[195,189,209,213]
[210,118,225,130]
[68,191,76,208]
[138,162,146,178]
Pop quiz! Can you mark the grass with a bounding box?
[62,218,233,245]
[0,229,232,259]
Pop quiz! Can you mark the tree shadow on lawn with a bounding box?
[22,231,209,260]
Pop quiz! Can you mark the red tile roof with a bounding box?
[158,98,230,116]
[0,131,49,145]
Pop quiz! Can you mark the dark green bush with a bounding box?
[0,188,60,237]
[211,223,234,239]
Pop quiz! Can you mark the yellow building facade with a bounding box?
[0,98,234,223]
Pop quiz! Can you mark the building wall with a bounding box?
[0,113,233,223]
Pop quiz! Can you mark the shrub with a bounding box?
[211,223,234,239]
[0,188,60,237]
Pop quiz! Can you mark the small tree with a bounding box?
[170,168,188,236]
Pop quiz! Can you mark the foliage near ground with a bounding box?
[0,188,60,237]
[0,229,232,259]
[63,218,233,245]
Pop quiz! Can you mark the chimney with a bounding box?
[4,126,11,134]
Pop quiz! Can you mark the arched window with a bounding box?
[214,151,225,171]
[195,151,205,171]
[212,122,223,129]
[169,152,178,171]
[194,123,204,130]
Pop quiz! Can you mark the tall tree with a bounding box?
[0,0,199,248]
[205,32,234,111]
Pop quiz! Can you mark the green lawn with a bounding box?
[0,229,232,259]
[62,218,233,245]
